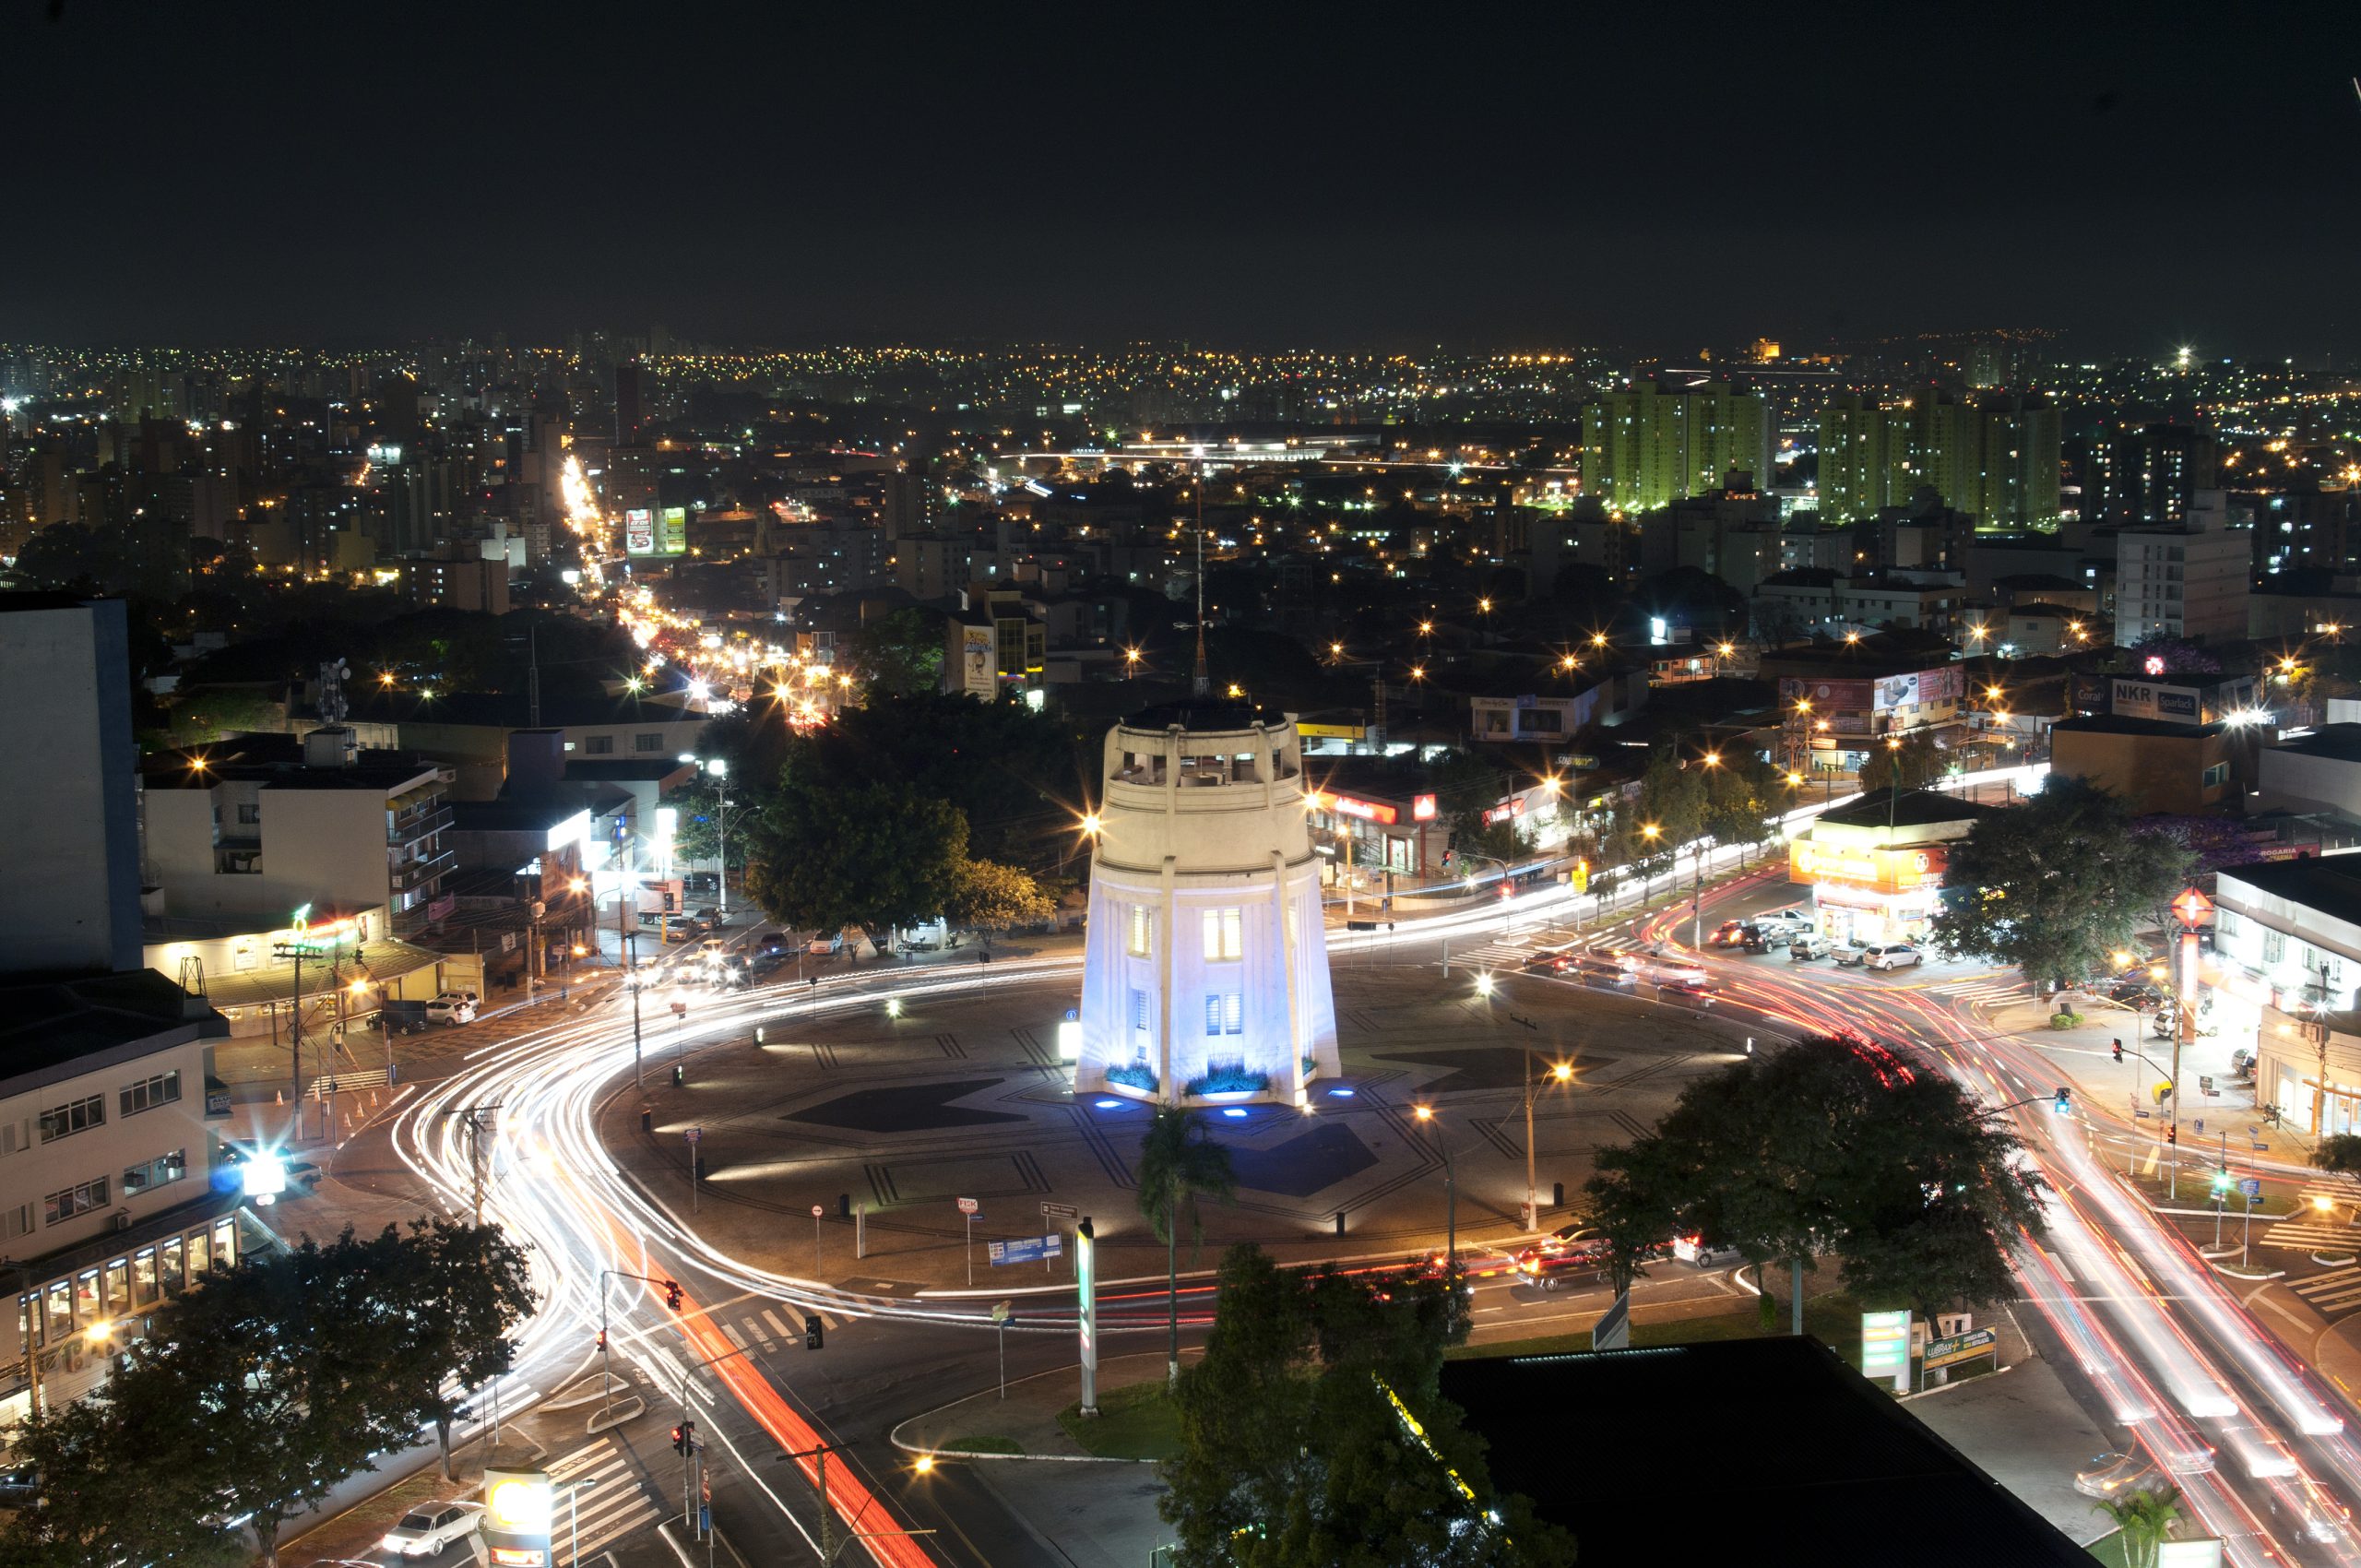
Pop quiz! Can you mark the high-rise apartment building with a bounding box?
[2070,423,2215,528]
[1814,394,2058,529]
[1581,382,1773,515]
[2114,522,2250,645]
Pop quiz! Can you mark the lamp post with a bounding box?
[1522,1053,1573,1231]
[1413,1104,1454,1269]
[1640,823,1662,903]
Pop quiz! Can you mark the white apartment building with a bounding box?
[2115,523,2251,645]
[0,970,255,1428]
[2214,858,2361,1137]
[141,730,457,940]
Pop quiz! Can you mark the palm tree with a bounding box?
[1136,1108,1236,1388]
[2092,1486,2180,1568]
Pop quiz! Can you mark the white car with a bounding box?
[698,938,730,962]
[379,1502,483,1557]
[808,932,845,956]
[424,991,480,1025]
[1858,944,1923,972]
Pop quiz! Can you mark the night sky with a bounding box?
[10,4,2361,355]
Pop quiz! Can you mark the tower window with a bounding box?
[1131,987,1152,1036]
[1202,908,1243,961]
[1126,905,1152,957]
[1204,993,1243,1036]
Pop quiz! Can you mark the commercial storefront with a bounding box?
[1785,788,1993,947]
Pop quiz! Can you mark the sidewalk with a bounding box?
[1982,995,2312,1170]
[890,1348,1184,1463]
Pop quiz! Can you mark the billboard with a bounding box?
[1789,839,1948,893]
[1780,677,1873,712]
[1873,671,1920,712]
[2112,679,2201,725]
[657,505,689,555]
[958,624,995,697]
[623,508,655,554]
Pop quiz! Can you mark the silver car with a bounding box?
[379,1502,482,1557]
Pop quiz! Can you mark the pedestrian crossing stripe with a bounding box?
[2260,1220,2361,1250]
[760,1307,795,1341]
[740,1307,839,1348]
[2293,1266,2361,1313]
[542,1441,662,1556]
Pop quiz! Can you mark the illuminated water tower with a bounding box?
[1076,701,1340,1107]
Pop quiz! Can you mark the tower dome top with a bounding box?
[1117,697,1273,734]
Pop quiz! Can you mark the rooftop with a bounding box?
[2219,855,2361,928]
[1118,698,1268,733]
[1819,785,1998,831]
[2051,713,2226,739]
[2267,724,2361,764]
[0,968,223,1086]
[1443,1338,2088,1568]
[142,735,448,791]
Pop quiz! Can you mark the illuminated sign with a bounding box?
[657,505,689,555]
[483,1468,552,1568]
[1321,793,1397,826]
[1861,1310,1911,1394]
[2171,886,2214,930]
[1299,722,1367,741]
[1412,793,1438,821]
[623,508,655,554]
[1483,797,1527,826]
[544,811,590,854]
[1789,839,1947,893]
[240,1153,288,1201]
[2112,679,2201,725]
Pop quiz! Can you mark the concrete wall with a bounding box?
[2048,727,2230,814]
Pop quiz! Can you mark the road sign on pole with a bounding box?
[1041,1201,1078,1220]
[1591,1288,1630,1350]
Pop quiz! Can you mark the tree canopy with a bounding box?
[1857,729,1944,793]
[1160,1245,1576,1568]
[0,1220,533,1566]
[1586,1036,2046,1322]
[742,775,969,934]
[1928,778,2191,987]
[943,857,1055,932]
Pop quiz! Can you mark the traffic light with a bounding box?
[595,1328,607,1352]
[2111,1040,2124,1063]
[2213,1168,2234,1195]
[670,1063,684,1088]
[804,1314,824,1350]
[671,1420,695,1455]
[663,1278,683,1311]
[2166,1126,2178,1146]
[2051,1086,2071,1114]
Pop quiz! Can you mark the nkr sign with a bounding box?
[2111,679,2201,725]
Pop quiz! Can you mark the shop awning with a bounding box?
[188,939,444,1013]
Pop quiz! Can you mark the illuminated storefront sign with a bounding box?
[1412,793,1438,821]
[1789,839,1947,893]
[1311,790,1399,826]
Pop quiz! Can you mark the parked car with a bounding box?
[697,937,730,962]
[1761,907,1816,930]
[1513,1232,1608,1289]
[1787,934,1832,962]
[1856,944,1923,971]
[753,930,793,957]
[1670,1233,1743,1267]
[424,991,479,1025]
[1707,921,1769,953]
[808,932,845,956]
[682,872,719,894]
[708,956,750,990]
[383,998,430,1035]
[379,1503,484,1558]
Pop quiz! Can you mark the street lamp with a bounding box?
[1640,822,1661,902]
[1522,1056,1573,1230]
[1413,1105,1455,1270]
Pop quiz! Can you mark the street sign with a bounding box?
[991,1301,1011,1324]
[1921,1326,1999,1370]
[1591,1288,1630,1350]
[811,1205,824,1218]
[956,1196,979,1215]
[987,1235,1063,1266]
[2241,1177,2263,1199]
[1862,1311,1911,1394]
[685,1126,701,1143]
[1041,1201,1079,1220]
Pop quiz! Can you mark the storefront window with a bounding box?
[160,1237,184,1296]
[102,1260,129,1318]
[212,1218,235,1267]
[187,1228,210,1278]
[131,1249,158,1307]
[42,1283,67,1343]
[73,1270,99,1327]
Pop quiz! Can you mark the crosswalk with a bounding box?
[1926,976,2026,1005]
[718,1304,842,1355]
[2293,1265,2361,1314]
[544,1439,663,1556]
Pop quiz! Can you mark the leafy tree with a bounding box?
[0,1372,247,1568]
[742,775,968,935]
[1586,1036,2046,1324]
[944,857,1055,933]
[1857,729,1944,793]
[1161,1245,1575,1568]
[1137,1110,1237,1388]
[839,605,944,696]
[2124,633,2221,675]
[2312,1134,2361,1177]
[2092,1487,2181,1568]
[662,776,753,877]
[384,1218,537,1479]
[1634,743,1706,849]
[1929,778,2191,989]
[1700,751,1779,858]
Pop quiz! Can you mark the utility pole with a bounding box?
[626,929,644,1088]
[776,1442,935,1566]
[440,1103,502,1224]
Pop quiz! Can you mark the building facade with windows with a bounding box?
[1076,704,1340,1107]
[2213,859,2361,1137]
[2114,522,2251,645]
[0,969,258,1430]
